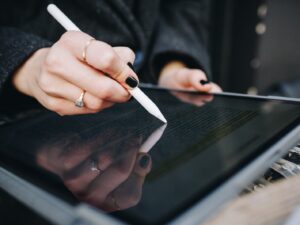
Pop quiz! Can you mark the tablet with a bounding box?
[0,88,300,225]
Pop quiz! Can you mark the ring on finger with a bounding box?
[82,38,95,62]
[90,159,103,173]
[75,90,86,108]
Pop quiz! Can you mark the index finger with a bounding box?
[60,31,139,90]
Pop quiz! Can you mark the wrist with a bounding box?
[160,61,186,76]
[159,61,186,82]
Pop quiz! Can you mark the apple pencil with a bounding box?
[139,124,167,153]
[47,4,167,123]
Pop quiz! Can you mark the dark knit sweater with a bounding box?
[0,0,211,111]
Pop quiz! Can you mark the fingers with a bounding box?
[63,159,103,194]
[59,31,139,90]
[133,154,152,176]
[44,49,130,103]
[38,72,115,111]
[35,31,139,116]
[56,132,125,194]
[159,66,216,93]
[104,174,144,212]
[63,153,115,195]
[79,144,139,205]
[113,46,136,65]
[209,83,223,93]
[176,68,212,92]
[47,98,96,116]
[72,61,130,103]
[31,83,96,116]
[93,153,152,212]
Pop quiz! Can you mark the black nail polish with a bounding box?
[127,62,135,71]
[200,80,210,85]
[126,76,138,88]
[139,155,150,168]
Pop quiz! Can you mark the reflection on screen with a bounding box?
[0,89,299,225]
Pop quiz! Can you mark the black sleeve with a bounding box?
[150,0,211,81]
[0,27,51,113]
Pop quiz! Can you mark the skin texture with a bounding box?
[13,31,222,116]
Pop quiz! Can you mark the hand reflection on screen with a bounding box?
[171,91,214,107]
[36,125,166,212]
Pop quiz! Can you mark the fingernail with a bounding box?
[127,62,135,71]
[139,155,150,169]
[126,76,138,88]
[200,80,210,85]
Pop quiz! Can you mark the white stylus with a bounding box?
[47,4,167,123]
[139,124,167,153]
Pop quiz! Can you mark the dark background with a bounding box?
[210,0,300,97]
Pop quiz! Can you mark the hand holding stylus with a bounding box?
[13,31,138,115]
[46,4,166,122]
[13,4,166,123]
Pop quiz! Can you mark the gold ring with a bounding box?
[82,38,95,62]
[75,91,86,108]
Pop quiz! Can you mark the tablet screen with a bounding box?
[0,89,299,225]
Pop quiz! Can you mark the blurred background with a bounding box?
[210,0,300,98]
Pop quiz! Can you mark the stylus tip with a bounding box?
[157,113,167,123]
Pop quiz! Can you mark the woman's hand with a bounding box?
[158,61,222,93]
[12,31,139,116]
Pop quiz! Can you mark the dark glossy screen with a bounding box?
[0,88,300,225]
